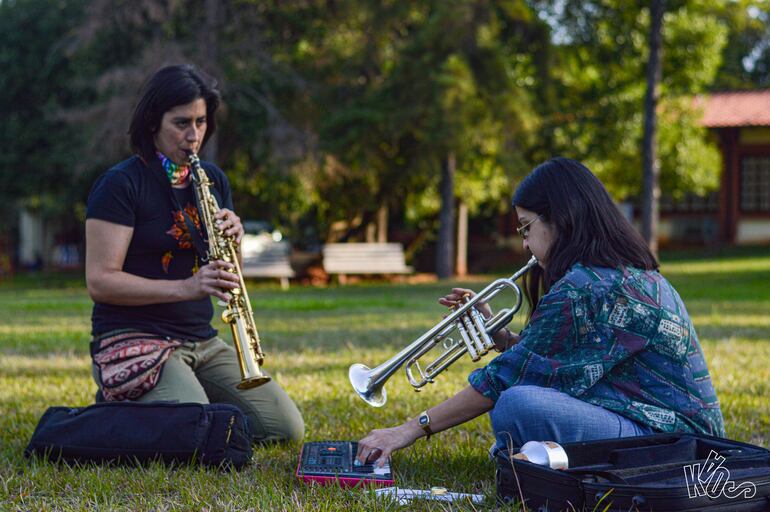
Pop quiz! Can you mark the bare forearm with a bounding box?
[356,385,495,466]
[404,386,494,439]
[87,269,190,306]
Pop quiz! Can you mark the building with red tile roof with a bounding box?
[690,90,770,244]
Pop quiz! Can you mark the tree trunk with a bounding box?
[201,0,219,163]
[376,205,388,243]
[641,0,664,256]
[456,200,468,277]
[365,222,376,242]
[436,152,456,279]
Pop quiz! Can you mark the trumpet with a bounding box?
[349,256,538,407]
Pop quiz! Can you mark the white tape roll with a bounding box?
[515,441,569,470]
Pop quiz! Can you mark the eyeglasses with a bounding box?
[516,215,542,240]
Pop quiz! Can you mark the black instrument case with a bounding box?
[496,433,770,511]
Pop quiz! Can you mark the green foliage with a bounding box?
[531,0,729,199]
[1,0,768,246]
[1,249,770,510]
[0,0,88,222]
[362,1,540,222]
[657,98,722,196]
[663,8,728,94]
[708,0,770,89]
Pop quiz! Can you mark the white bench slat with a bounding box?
[322,243,413,275]
[241,242,295,289]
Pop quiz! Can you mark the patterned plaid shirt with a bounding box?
[468,264,725,436]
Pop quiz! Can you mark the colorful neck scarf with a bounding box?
[156,151,191,186]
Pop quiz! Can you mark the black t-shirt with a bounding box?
[86,155,234,340]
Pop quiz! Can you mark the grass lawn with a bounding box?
[1,247,769,511]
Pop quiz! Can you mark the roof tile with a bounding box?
[694,90,770,127]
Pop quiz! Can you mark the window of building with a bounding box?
[660,192,718,214]
[741,156,770,213]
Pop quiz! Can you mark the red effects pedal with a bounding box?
[296,441,394,487]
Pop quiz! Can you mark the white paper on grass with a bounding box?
[374,487,485,505]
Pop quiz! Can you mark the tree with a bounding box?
[6,0,754,273]
[60,0,320,238]
[709,1,770,89]
[531,0,728,204]
[280,0,540,277]
[641,0,664,255]
[0,0,88,239]
[365,0,540,277]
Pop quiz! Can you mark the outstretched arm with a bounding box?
[355,385,494,467]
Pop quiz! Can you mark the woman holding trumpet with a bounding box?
[356,157,724,466]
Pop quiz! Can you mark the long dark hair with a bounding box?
[513,157,658,311]
[128,64,221,161]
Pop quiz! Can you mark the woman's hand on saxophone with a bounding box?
[184,260,239,302]
[215,208,244,244]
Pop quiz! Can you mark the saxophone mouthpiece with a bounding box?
[186,150,200,168]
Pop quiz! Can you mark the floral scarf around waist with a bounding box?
[90,329,182,401]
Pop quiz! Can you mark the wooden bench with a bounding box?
[322,243,413,283]
[241,241,295,290]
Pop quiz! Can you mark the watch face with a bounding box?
[419,414,429,426]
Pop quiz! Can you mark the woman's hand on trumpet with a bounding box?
[439,288,493,318]
[438,287,520,352]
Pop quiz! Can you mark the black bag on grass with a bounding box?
[24,401,252,469]
[496,433,770,511]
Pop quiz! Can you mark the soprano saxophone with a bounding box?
[188,151,271,389]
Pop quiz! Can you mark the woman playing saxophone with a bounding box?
[84,64,303,443]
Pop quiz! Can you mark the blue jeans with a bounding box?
[489,386,654,454]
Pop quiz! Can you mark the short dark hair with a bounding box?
[129,64,221,161]
[512,157,658,310]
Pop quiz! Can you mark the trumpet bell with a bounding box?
[349,363,386,407]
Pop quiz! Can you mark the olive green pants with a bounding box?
[92,336,304,443]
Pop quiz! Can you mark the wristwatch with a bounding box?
[417,410,433,440]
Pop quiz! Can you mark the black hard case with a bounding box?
[496,433,770,511]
